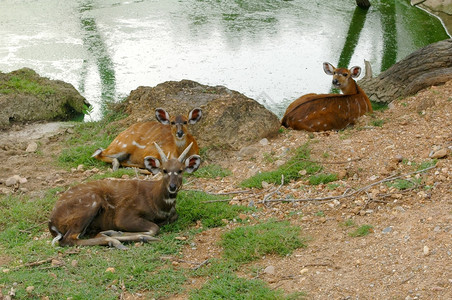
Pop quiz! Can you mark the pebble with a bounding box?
[259,138,269,146]
[25,142,38,152]
[105,267,115,273]
[26,286,34,293]
[5,177,17,187]
[264,265,275,275]
[423,245,430,256]
[429,148,448,159]
[382,226,393,234]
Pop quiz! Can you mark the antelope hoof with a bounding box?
[106,237,128,250]
[140,235,160,243]
[112,159,120,171]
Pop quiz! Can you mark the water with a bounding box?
[0,0,449,119]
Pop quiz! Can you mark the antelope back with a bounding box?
[281,62,372,131]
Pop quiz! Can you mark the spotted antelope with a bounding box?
[281,62,372,131]
[92,108,202,170]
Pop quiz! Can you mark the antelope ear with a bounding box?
[155,108,170,125]
[350,66,361,78]
[188,108,202,124]
[144,156,161,175]
[323,62,335,75]
[184,155,201,174]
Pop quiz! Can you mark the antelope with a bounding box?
[92,108,202,170]
[281,62,372,131]
[49,142,201,249]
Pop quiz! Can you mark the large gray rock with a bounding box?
[0,68,90,129]
[116,80,280,150]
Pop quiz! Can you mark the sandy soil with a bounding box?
[1,80,451,299]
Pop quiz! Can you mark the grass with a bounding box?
[349,225,373,237]
[370,101,388,111]
[190,164,232,179]
[220,220,306,263]
[0,189,254,299]
[240,144,322,188]
[0,72,55,97]
[308,173,338,185]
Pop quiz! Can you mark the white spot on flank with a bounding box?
[317,121,321,125]
[122,144,127,148]
[91,194,96,199]
[322,107,326,111]
[324,124,327,127]
[92,201,97,207]
[132,140,146,149]
[338,105,341,109]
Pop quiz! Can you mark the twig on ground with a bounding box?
[14,249,80,269]
[262,175,285,206]
[18,221,48,234]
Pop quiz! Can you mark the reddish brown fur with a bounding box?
[92,108,201,169]
[49,145,201,249]
[281,63,372,131]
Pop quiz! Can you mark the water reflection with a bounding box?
[0,0,448,120]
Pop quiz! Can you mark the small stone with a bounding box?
[238,213,247,220]
[5,177,17,187]
[298,169,307,176]
[71,260,78,268]
[261,181,270,189]
[25,142,38,152]
[423,245,430,256]
[264,265,275,275]
[2,268,10,273]
[77,164,84,171]
[26,286,34,293]
[259,138,269,146]
[382,226,393,234]
[105,267,115,273]
[430,148,448,159]
[394,154,403,162]
[19,177,27,184]
[299,268,309,275]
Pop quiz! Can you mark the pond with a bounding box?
[0,0,449,119]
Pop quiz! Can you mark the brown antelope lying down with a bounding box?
[49,143,200,249]
[281,62,372,131]
[92,108,202,170]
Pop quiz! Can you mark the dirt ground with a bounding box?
[1,80,451,299]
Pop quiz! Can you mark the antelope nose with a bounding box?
[332,79,339,86]
[169,183,177,193]
[176,130,184,138]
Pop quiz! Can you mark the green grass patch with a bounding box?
[370,101,388,111]
[240,144,322,188]
[308,173,337,185]
[386,178,420,190]
[163,190,252,232]
[349,224,373,237]
[189,272,291,300]
[190,164,232,179]
[0,74,55,97]
[220,220,306,263]
[0,187,253,299]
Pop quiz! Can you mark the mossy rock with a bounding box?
[0,68,90,129]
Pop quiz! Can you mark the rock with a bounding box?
[430,148,448,159]
[382,226,393,234]
[5,177,17,186]
[259,138,269,146]
[238,146,259,159]
[263,265,275,275]
[116,80,280,150]
[423,245,430,256]
[26,286,34,293]
[105,267,115,273]
[0,68,90,129]
[25,142,38,152]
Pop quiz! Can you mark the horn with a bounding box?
[153,142,168,162]
[178,142,193,162]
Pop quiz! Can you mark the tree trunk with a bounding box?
[358,39,452,103]
[356,0,371,9]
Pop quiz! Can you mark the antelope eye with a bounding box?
[178,169,183,174]
[183,121,188,125]
[342,73,348,77]
[170,121,176,125]
[163,169,168,174]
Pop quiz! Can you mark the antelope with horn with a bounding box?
[49,142,201,249]
[281,62,372,131]
[92,108,202,170]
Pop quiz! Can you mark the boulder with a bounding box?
[116,80,280,150]
[0,68,90,129]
